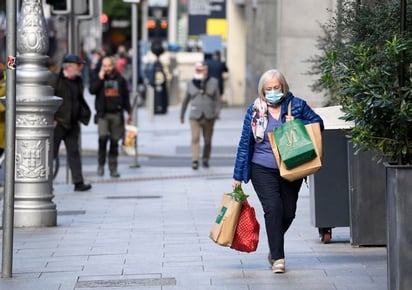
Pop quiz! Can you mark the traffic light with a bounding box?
[147,5,168,41]
[100,13,109,32]
[147,19,168,40]
[100,13,109,24]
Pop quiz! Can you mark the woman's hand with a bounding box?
[285,115,294,122]
[127,115,132,125]
[232,180,242,190]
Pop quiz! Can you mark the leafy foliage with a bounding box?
[315,0,412,164]
[309,0,412,104]
[227,186,249,202]
[103,0,131,20]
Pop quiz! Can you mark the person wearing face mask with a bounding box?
[180,62,221,170]
[232,69,324,274]
[50,54,92,191]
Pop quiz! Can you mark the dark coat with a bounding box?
[88,70,131,118]
[50,71,91,129]
[233,92,324,183]
[205,59,228,94]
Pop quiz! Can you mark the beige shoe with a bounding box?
[272,258,285,273]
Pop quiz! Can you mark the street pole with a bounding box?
[142,0,148,42]
[132,3,139,99]
[66,0,76,184]
[132,1,141,168]
[2,0,17,279]
[124,0,141,168]
[68,0,76,54]
[168,0,177,45]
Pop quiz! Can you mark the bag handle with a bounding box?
[287,100,293,119]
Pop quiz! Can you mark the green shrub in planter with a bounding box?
[323,37,412,164]
[315,0,412,165]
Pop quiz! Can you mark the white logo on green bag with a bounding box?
[215,206,227,224]
[285,129,298,146]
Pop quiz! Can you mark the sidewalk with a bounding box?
[0,103,387,290]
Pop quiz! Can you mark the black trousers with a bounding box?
[53,123,84,184]
[250,163,303,260]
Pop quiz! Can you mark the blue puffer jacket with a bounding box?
[233,92,324,183]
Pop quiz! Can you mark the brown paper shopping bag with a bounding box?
[209,193,243,247]
[268,122,323,181]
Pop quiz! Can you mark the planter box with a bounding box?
[385,164,412,290]
[309,106,352,242]
[309,129,350,229]
[347,146,386,246]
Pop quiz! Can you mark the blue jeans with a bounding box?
[251,163,303,260]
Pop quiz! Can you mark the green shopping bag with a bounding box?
[273,102,317,169]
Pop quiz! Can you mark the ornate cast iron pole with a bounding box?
[13,0,62,227]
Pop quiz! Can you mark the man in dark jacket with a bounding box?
[205,51,228,95]
[51,54,92,191]
[89,56,131,178]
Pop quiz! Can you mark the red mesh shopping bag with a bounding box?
[230,200,260,252]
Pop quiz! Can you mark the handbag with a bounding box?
[231,200,260,253]
[268,105,323,182]
[273,102,317,169]
[209,187,248,247]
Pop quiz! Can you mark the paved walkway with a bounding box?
[0,99,387,289]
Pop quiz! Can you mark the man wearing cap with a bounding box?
[50,54,92,191]
[180,62,221,170]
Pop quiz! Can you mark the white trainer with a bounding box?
[272,258,285,274]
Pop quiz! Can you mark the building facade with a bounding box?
[227,0,337,107]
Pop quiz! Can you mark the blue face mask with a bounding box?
[265,90,284,105]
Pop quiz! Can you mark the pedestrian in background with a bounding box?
[115,46,132,91]
[180,62,221,170]
[92,46,109,78]
[115,50,129,76]
[205,50,228,96]
[232,69,324,273]
[89,56,131,178]
[88,49,101,80]
[50,54,92,192]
